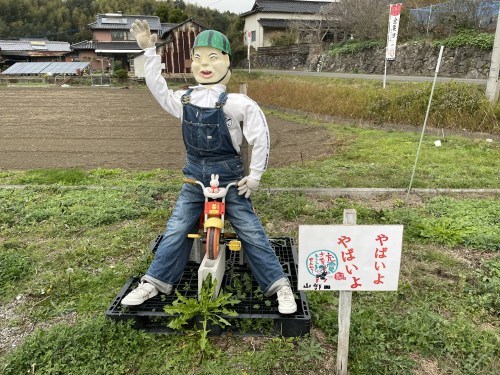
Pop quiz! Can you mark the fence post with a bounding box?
[336,209,357,375]
[239,82,250,176]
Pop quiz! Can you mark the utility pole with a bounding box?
[486,8,500,102]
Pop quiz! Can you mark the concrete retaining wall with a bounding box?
[249,42,492,79]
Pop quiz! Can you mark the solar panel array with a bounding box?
[2,61,90,75]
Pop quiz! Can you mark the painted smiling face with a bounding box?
[191,46,231,86]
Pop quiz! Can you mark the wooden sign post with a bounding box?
[337,209,356,375]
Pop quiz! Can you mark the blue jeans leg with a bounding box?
[144,158,288,296]
[145,183,204,287]
[225,188,287,295]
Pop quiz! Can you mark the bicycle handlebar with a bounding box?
[182,178,198,185]
[182,177,238,191]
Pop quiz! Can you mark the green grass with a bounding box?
[259,113,499,189]
[1,171,498,374]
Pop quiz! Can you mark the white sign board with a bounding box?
[298,225,403,291]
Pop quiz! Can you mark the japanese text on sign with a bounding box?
[298,225,403,291]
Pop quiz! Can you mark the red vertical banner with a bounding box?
[386,3,402,60]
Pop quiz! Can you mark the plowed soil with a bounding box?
[0,87,334,170]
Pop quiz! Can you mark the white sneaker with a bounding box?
[277,286,297,314]
[121,281,158,306]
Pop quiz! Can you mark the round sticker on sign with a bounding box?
[306,250,339,282]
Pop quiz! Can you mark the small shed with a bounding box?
[0,39,71,66]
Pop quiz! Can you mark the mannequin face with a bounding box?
[191,46,231,86]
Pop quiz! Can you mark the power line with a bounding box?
[192,0,222,8]
[206,0,225,8]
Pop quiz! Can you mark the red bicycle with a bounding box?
[183,174,240,260]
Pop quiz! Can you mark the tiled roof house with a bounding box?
[71,13,206,75]
[70,13,162,71]
[241,0,338,48]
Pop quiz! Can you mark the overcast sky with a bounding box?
[184,0,254,14]
[185,0,335,15]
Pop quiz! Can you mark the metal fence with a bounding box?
[410,0,500,31]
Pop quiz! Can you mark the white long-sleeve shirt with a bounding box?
[143,47,270,181]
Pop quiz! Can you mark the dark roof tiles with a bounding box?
[95,41,141,51]
[244,0,333,15]
[70,40,96,50]
[88,14,161,30]
[160,23,178,35]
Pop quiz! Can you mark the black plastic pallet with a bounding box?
[105,237,311,337]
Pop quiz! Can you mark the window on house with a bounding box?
[251,31,256,42]
[111,31,126,41]
[111,31,135,41]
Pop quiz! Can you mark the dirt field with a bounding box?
[0,87,334,170]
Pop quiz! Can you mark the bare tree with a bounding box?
[286,3,352,45]
[321,0,391,41]
[288,18,330,44]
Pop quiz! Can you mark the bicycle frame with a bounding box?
[183,176,238,259]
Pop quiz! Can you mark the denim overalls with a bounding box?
[143,89,289,296]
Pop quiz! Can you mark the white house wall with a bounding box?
[132,54,146,78]
[244,12,324,48]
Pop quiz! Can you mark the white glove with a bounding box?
[237,177,260,199]
[130,20,157,50]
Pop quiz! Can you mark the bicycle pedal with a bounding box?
[228,240,242,251]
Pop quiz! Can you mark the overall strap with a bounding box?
[181,88,194,105]
[215,91,228,109]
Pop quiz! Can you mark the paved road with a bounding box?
[240,69,488,85]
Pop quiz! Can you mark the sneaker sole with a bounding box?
[278,306,297,314]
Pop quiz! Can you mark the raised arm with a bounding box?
[130,20,183,118]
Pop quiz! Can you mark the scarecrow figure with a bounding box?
[121,20,297,314]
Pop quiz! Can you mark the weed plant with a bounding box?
[432,30,495,50]
[328,40,385,55]
[164,275,240,356]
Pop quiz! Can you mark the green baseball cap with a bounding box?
[193,30,231,57]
